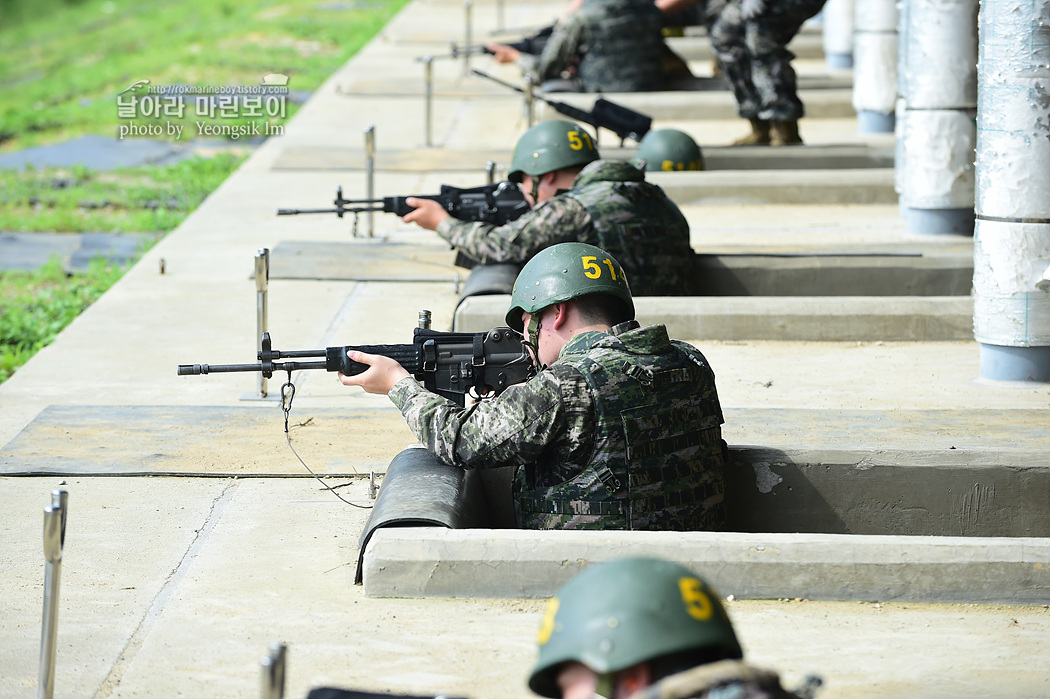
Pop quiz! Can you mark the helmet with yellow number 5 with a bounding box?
[508,120,600,183]
[527,557,743,699]
[636,128,704,172]
[505,242,633,332]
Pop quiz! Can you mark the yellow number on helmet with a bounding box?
[678,577,714,621]
[537,597,560,645]
[581,255,602,278]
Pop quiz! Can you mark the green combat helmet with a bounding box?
[636,128,705,172]
[508,120,600,183]
[505,242,634,333]
[528,557,743,698]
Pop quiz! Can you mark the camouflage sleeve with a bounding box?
[387,373,569,470]
[435,197,591,265]
[535,14,585,81]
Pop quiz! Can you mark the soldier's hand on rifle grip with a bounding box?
[338,350,411,395]
[486,43,521,64]
[402,197,451,231]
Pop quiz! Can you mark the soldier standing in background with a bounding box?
[339,243,728,531]
[708,0,828,145]
[403,120,696,296]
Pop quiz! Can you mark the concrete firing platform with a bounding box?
[360,529,1050,604]
[270,143,894,171]
[455,295,975,341]
[3,0,1050,697]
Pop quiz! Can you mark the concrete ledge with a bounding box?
[647,168,897,205]
[360,528,1050,604]
[270,143,895,172]
[666,33,827,61]
[454,296,975,341]
[544,89,857,120]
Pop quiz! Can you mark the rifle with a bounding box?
[178,325,536,407]
[449,24,554,58]
[276,181,530,228]
[472,69,652,145]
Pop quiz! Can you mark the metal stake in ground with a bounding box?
[463,0,473,77]
[364,126,375,238]
[260,642,287,699]
[255,248,270,398]
[422,56,434,147]
[38,489,68,699]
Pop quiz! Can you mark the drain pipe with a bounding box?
[821,0,854,70]
[973,0,1050,382]
[852,0,898,132]
[899,0,978,236]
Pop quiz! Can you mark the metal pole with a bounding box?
[38,489,68,699]
[255,248,270,398]
[423,56,434,147]
[497,0,505,31]
[524,74,535,128]
[463,0,473,77]
[260,642,287,699]
[364,125,375,238]
[485,160,496,185]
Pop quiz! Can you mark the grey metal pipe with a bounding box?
[973,0,1050,381]
[422,56,434,147]
[38,489,68,699]
[255,248,270,398]
[260,642,287,699]
[524,74,535,127]
[364,125,375,238]
[463,0,473,77]
[485,160,496,185]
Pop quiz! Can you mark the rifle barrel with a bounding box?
[177,360,328,376]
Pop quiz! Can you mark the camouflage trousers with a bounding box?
[708,0,827,121]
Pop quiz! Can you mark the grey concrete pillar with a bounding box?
[899,0,978,235]
[822,0,854,69]
[974,0,1050,382]
[852,0,898,132]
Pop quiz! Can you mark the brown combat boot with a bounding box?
[770,120,803,146]
[731,118,771,146]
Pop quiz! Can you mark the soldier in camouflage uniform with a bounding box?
[708,0,827,145]
[338,243,727,531]
[530,558,815,699]
[487,0,666,92]
[535,0,666,92]
[403,120,695,296]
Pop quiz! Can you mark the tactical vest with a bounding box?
[566,161,695,295]
[516,323,727,530]
[576,0,665,92]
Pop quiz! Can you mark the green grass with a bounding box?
[0,153,246,232]
[0,0,410,385]
[0,256,127,383]
[0,0,409,150]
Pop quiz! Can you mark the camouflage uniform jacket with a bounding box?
[436,160,694,295]
[630,660,808,699]
[388,321,727,530]
[536,0,666,92]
